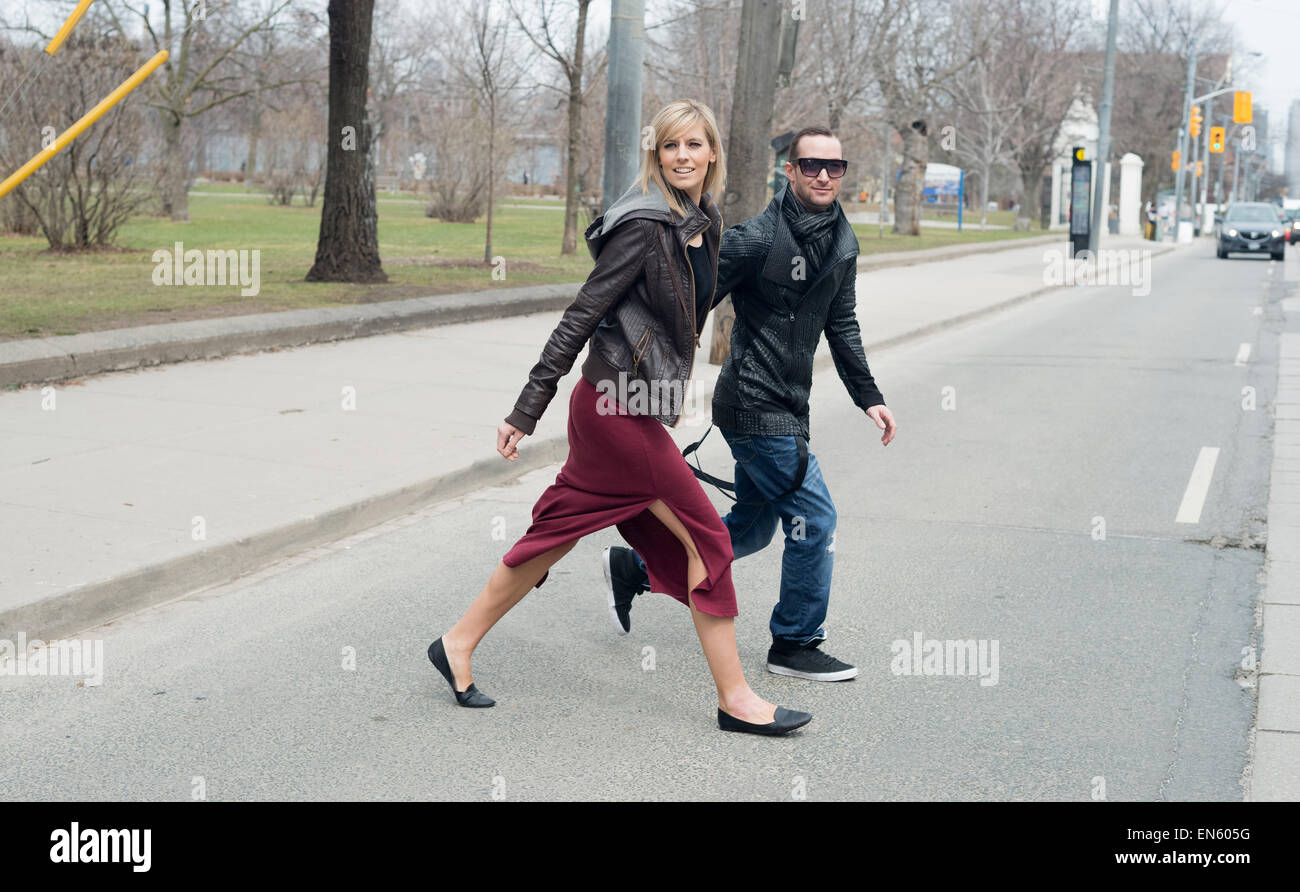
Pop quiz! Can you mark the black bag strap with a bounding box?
[682,424,808,505]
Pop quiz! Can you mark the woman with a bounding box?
[428,100,811,736]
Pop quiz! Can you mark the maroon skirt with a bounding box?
[501,375,738,618]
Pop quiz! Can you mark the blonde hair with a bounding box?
[636,99,727,218]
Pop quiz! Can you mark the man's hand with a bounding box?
[498,422,526,462]
[866,405,897,446]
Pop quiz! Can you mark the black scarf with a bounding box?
[782,185,839,278]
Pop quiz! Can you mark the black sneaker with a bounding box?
[602,546,648,635]
[766,641,858,681]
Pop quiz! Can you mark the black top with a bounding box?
[686,240,714,324]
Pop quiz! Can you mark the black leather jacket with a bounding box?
[505,182,722,434]
[711,181,885,439]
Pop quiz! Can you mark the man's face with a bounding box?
[785,135,844,211]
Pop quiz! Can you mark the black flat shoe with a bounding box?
[717,706,812,736]
[428,638,495,708]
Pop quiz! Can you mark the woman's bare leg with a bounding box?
[646,500,777,724]
[441,540,578,691]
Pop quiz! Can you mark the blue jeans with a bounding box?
[632,428,837,647]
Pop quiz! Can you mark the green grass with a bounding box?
[0,192,595,340]
[0,190,1042,340]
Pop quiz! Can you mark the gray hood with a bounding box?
[584,180,708,260]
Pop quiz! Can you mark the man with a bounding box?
[601,126,898,682]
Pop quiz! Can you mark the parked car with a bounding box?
[1217,203,1287,260]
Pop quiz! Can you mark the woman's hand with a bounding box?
[498,423,527,462]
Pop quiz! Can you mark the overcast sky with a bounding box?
[3,0,1294,164]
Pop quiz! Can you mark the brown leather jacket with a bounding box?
[504,182,722,434]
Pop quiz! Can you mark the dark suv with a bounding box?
[1217,203,1286,260]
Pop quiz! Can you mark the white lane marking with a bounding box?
[1235,343,1252,366]
[1176,447,1220,524]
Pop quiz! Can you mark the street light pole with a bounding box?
[1088,0,1119,254]
[1201,98,1214,227]
[1172,41,1198,241]
[601,0,645,212]
[1232,133,1241,202]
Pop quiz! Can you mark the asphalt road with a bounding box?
[0,240,1284,801]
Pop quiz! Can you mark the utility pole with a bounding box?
[1232,133,1241,202]
[1173,41,1198,241]
[1190,112,1200,232]
[1201,98,1214,228]
[602,0,645,212]
[1215,119,1227,207]
[1088,0,1119,255]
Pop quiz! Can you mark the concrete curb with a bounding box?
[0,283,580,391]
[1,241,1182,644]
[1246,305,1300,801]
[2,436,572,645]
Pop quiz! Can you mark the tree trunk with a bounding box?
[893,120,927,236]
[979,160,991,229]
[161,113,190,222]
[306,0,387,283]
[560,2,590,256]
[247,131,259,179]
[711,0,783,365]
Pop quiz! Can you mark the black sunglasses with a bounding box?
[795,158,849,179]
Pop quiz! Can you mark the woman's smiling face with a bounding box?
[659,123,716,197]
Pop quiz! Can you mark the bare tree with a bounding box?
[369,0,434,181]
[1108,0,1233,202]
[1001,0,1087,230]
[794,0,885,132]
[510,0,594,255]
[306,0,386,283]
[644,0,742,129]
[942,0,1022,230]
[709,0,783,365]
[443,2,528,261]
[872,0,983,235]
[0,30,157,250]
[97,0,299,221]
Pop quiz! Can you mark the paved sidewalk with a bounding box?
[0,235,1171,647]
[1249,314,1300,801]
[0,234,1060,389]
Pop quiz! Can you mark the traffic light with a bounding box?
[1172,150,1181,171]
[1209,126,1226,154]
[1190,105,1203,138]
[1233,91,1253,124]
[1196,160,1203,177]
